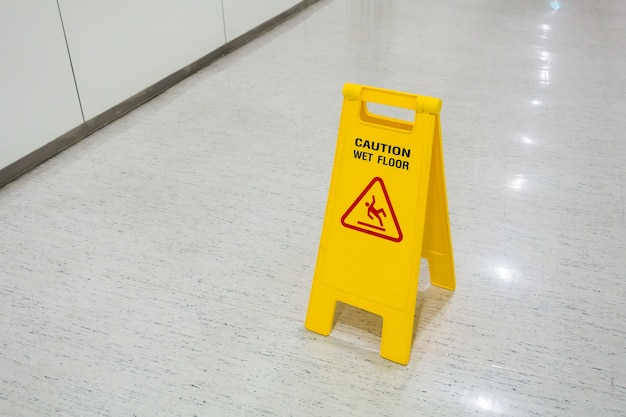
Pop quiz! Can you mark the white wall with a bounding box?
[58,0,226,120]
[1,1,305,173]
[0,1,83,169]
[222,0,301,42]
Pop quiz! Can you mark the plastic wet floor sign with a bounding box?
[305,83,456,365]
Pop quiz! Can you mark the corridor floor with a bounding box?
[1,0,625,415]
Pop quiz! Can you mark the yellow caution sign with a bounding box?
[305,83,455,365]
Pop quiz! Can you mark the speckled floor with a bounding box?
[1,0,625,415]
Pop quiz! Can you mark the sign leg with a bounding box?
[304,286,336,336]
[422,115,456,290]
[380,311,415,365]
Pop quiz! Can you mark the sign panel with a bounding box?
[305,83,456,365]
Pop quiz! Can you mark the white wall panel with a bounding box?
[0,1,83,170]
[222,0,301,42]
[58,0,226,120]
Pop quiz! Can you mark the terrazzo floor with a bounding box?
[1,0,625,415]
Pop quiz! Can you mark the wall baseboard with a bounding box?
[0,0,320,189]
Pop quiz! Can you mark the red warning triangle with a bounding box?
[341,177,403,242]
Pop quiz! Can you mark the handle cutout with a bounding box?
[360,102,415,131]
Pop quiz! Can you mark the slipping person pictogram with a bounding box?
[365,195,386,227]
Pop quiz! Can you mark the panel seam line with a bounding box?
[220,0,228,43]
[56,0,85,122]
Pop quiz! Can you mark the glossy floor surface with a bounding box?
[1,0,625,415]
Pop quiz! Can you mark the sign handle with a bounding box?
[343,83,442,114]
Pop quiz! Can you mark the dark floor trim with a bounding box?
[0,0,320,189]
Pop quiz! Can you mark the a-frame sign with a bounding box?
[305,83,456,365]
